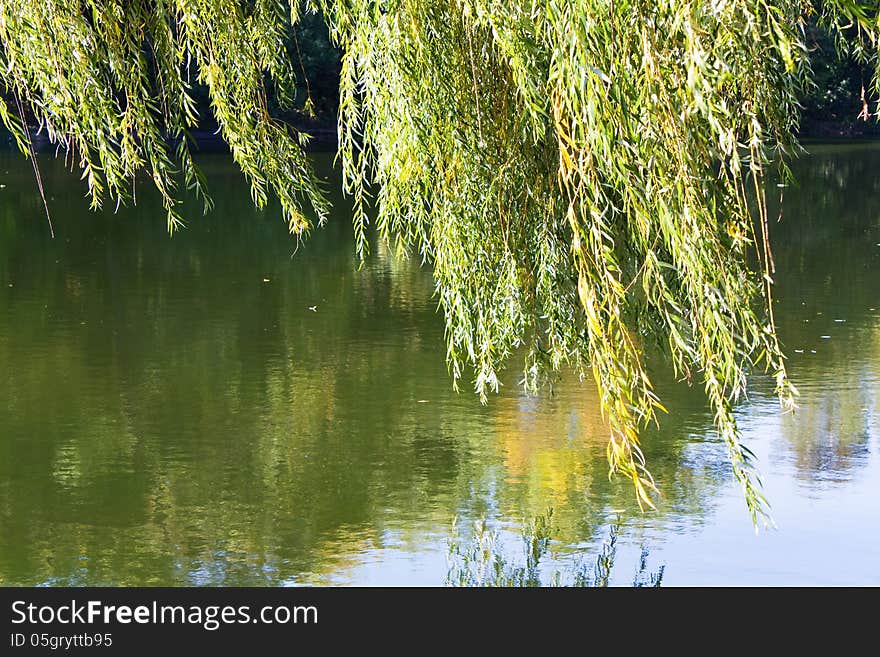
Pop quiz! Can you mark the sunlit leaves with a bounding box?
[0,0,327,232]
[2,0,877,524]
[317,0,826,524]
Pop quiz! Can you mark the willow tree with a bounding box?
[1,0,877,524]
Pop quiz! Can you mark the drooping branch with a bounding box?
[1,0,877,524]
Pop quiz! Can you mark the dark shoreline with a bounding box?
[5,122,880,157]
[1,124,339,154]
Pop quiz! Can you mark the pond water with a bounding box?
[0,144,878,586]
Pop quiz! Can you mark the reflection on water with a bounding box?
[0,144,878,585]
[767,150,880,490]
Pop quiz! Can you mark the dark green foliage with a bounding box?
[801,13,880,136]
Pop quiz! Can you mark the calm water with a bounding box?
[0,144,878,586]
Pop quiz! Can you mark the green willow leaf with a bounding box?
[2,0,877,525]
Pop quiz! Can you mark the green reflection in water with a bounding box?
[0,144,878,585]
[767,145,880,485]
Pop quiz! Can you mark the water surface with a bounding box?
[0,144,878,585]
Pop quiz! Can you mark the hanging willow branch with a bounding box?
[1,0,877,525]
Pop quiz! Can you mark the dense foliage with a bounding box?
[801,5,880,135]
[1,0,877,523]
